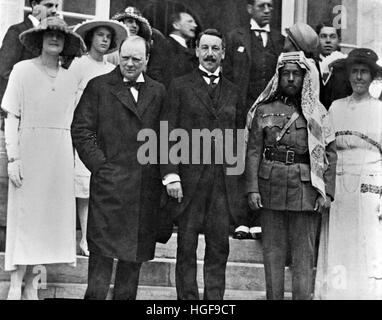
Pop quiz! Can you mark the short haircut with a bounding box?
[316,22,341,39]
[169,12,189,32]
[30,0,43,7]
[84,25,117,52]
[119,36,151,57]
[196,28,225,49]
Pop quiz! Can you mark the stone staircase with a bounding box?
[0,233,292,300]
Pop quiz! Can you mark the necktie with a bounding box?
[253,29,266,47]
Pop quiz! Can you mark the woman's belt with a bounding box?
[264,147,310,165]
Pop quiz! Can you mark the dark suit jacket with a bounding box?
[160,70,245,223]
[71,68,166,262]
[0,17,37,104]
[224,27,284,116]
[245,100,337,212]
[318,60,352,109]
[161,37,198,88]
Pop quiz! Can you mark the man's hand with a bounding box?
[166,182,183,203]
[314,195,331,214]
[32,4,48,21]
[248,192,263,211]
[8,160,22,188]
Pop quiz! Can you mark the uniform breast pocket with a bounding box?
[294,117,309,148]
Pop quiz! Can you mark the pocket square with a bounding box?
[237,46,245,53]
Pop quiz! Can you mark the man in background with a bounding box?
[316,22,352,109]
[224,0,284,240]
[162,12,199,87]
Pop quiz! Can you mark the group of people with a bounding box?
[0,0,381,301]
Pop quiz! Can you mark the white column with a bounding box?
[281,0,295,35]
[294,0,308,23]
[0,0,24,45]
[95,0,110,19]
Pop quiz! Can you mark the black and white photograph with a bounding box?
[0,0,381,307]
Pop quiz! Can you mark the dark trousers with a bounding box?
[84,253,142,300]
[261,209,320,300]
[176,165,230,300]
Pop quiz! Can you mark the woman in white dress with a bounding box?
[70,20,127,256]
[315,48,382,299]
[1,17,85,300]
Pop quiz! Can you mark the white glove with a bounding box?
[8,160,22,188]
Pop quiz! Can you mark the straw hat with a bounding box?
[333,48,382,79]
[19,16,86,57]
[73,19,128,54]
[111,6,152,42]
[286,23,319,56]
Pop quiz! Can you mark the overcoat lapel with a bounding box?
[191,72,217,117]
[136,76,156,118]
[215,78,232,113]
[109,68,141,120]
[240,28,252,61]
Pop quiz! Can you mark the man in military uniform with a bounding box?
[245,52,337,300]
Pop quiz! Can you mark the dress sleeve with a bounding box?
[1,62,22,117]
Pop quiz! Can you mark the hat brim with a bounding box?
[332,57,382,78]
[111,12,152,42]
[20,25,86,57]
[73,20,128,54]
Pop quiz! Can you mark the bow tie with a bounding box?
[124,81,143,90]
[253,29,268,33]
[200,70,220,83]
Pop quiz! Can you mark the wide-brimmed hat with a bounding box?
[286,23,319,56]
[332,48,382,78]
[111,6,152,42]
[73,19,128,54]
[19,16,86,57]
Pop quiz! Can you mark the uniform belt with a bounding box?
[264,148,310,165]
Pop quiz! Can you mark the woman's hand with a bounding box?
[8,160,23,188]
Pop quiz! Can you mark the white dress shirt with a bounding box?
[28,14,40,27]
[169,34,188,48]
[123,73,145,102]
[199,65,221,85]
[250,18,270,47]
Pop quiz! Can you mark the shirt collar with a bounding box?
[250,19,270,32]
[169,34,188,48]
[198,65,221,77]
[28,14,40,27]
[123,73,145,83]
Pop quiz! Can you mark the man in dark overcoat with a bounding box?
[161,12,199,88]
[223,0,284,239]
[160,29,244,300]
[71,36,165,300]
[245,52,337,299]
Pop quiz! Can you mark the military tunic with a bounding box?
[246,99,336,211]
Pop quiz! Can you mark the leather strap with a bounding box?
[276,112,300,142]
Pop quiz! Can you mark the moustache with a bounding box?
[204,56,216,62]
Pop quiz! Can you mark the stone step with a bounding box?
[0,281,291,300]
[156,234,263,263]
[0,253,292,292]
